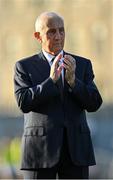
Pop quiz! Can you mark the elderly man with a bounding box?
[14,12,102,179]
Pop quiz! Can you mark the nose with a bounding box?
[55,30,61,40]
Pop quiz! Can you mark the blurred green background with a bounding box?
[0,0,113,178]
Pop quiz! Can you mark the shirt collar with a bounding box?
[42,49,64,65]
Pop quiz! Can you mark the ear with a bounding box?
[34,32,42,43]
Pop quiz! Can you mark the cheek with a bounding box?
[42,37,50,46]
[47,40,54,47]
[43,39,53,51]
[62,36,65,42]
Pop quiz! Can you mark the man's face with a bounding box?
[38,17,65,55]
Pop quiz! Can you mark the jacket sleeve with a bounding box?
[69,60,102,112]
[14,61,59,113]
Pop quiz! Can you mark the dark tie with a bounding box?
[57,75,64,101]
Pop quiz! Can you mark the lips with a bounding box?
[54,43,62,46]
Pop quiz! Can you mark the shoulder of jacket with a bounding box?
[16,54,40,64]
[65,52,91,63]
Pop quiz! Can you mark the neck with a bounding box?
[43,49,63,56]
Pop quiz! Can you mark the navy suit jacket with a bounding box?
[14,51,102,170]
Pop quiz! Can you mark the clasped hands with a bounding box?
[50,54,76,88]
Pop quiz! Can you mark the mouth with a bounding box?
[54,43,62,46]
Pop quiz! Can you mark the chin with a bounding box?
[53,48,63,55]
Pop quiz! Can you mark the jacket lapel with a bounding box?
[32,51,50,80]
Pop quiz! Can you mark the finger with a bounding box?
[64,59,74,71]
[63,58,73,71]
[53,54,62,68]
[63,62,70,72]
[64,55,75,66]
[57,64,63,76]
[63,62,75,75]
[64,57,72,67]
[65,58,76,71]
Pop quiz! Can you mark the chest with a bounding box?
[27,59,86,86]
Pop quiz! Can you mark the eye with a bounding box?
[47,29,56,36]
[59,27,65,34]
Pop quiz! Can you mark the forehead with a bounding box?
[44,16,64,29]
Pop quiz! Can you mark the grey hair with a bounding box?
[35,12,64,32]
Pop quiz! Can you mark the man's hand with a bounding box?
[63,55,76,87]
[50,54,63,83]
